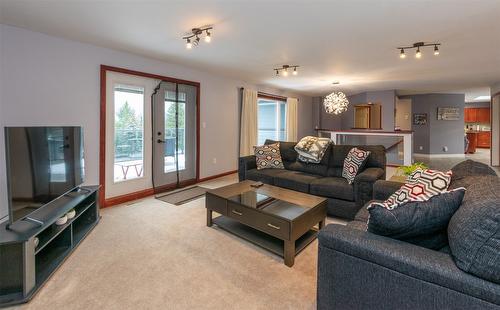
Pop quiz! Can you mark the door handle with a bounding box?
[157,139,165,143]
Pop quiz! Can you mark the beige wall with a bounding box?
[0,24,314,219]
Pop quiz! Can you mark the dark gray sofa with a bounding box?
[317,160,500,310]
[238,140,386,219]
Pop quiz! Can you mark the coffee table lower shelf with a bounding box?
[212,216,318,259]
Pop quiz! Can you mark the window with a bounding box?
[257,98,286,145]
[113,84,145,181]
[164,91,186,173]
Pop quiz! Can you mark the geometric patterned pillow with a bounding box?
[368,169,453,210]
[254,143,285,170]
[342,147,371,184]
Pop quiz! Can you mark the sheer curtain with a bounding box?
[239,88,258,156]
[286,97,298,142]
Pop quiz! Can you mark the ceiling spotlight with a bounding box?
[400,48,406,59]
[434,45,439,55]
[182,26,213,49]
[415,47,422,59]
[397,42,441,59]
[273,65,300,77]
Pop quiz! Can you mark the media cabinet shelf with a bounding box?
[0,186,100,308]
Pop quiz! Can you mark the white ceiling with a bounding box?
[1,0,499,98]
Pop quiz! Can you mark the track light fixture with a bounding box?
[183,26,213,49]
[273,65,300,77]
[397,42,441,59]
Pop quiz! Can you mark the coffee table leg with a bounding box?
[206,209,213,227]
[319,219,325,230]
[284,240,295,267]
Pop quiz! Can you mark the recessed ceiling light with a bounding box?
[474,95,491,101]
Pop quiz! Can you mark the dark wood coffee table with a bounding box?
[206,180,327,267]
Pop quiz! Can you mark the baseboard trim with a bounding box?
[414,153,465,158]
[104,188,155,208]
[198,170,238,183]
[102,170,238,208]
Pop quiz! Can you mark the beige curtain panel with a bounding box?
[239,88,258,156]
[286,97,298,142]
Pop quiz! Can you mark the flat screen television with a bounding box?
[5,126,85,224]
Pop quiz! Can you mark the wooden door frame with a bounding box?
[99,65,201,207]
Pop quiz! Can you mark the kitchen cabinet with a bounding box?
[477,131,491,148]
[476,108,490,123]
[465,108,476,122]
[464,107,490,123]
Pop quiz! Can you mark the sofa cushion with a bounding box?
[367,188,465,250]
[294,136,332,163]
[369,169,453,210]
[287,161,329,177]
[449,160,497,189]
[451,159,497,181]
[310,177,354,201]
[448,175,500,284]
[264,139,298,163]
[245,168,287,185]
[328,145,386,177]
[254,143,284,170]
[273,171,322,193]
[342,147,371,184]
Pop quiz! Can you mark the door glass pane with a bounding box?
[113,84,144,182]
[164,91,186,173]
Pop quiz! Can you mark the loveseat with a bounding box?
[317,160,500,309]
[238,139,386,219]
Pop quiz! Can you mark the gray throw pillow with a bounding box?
[367,188,466,250]
[448,175,500,284]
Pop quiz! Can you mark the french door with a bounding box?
[105,72,157,199]
[152,81,198,190]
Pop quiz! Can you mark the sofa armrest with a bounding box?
[373,179,403,200]
[353,167,385,207]
[238,155,257,181]
[317,224,500,309]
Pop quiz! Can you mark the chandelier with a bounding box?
[324,91,349,115]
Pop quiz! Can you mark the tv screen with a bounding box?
[5,126,85,223]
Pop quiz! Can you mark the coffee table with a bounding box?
[206,180,327,267]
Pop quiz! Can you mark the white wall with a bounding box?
[0,25,313,217]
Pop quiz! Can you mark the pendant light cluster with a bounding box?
[398,42,441,59]
[274,65,299,77]
[183,26,213,49]
[324,91,349,115]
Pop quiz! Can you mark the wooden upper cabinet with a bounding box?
[464,107,490,123]
[476,108,490,123]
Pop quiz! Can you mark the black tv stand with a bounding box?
[0,186,100,307]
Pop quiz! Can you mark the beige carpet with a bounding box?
[12,175,345,310]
